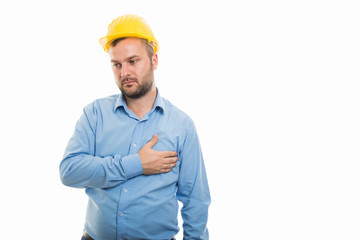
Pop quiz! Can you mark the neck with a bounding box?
[125,85,157,119]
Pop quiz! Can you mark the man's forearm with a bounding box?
[180,197,210,240]
[60,152,143,188]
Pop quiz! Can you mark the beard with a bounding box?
[119,67,154,99]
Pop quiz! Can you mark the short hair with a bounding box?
[110,38,154,59]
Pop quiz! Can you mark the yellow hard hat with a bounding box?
[99,14,159,53]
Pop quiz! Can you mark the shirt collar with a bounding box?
[113,89,165,113]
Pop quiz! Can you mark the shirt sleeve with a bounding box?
[177,121,211,240]
[59,105,143,189]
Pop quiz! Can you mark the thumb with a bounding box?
[146,134,158,148]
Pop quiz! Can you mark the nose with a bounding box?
[120,64,130,77]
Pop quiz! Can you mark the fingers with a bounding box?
[140,134,179,175]
[161,161,178,173]
[162,157,178,172]
[163,156,178,164]
[145,134,158,148]
[161,151,178,158]
[145,135,177,157]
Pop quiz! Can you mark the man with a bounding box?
[60,14,210,240]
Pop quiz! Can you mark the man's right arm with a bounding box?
[60,107,178,189]
[59,109,143,189]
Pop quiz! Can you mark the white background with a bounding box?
[0,0,359,239]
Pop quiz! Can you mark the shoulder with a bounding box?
[162,97,195,128]
[83,94,119,115]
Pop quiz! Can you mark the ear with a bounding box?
[151,53,158,70]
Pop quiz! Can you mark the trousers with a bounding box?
[81,234,176,240]
[81,237,176,240]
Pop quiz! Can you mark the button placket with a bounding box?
[129,121,144,154]
[117,121,145,232]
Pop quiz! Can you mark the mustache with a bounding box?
[121,77,138,85]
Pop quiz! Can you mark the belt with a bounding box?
[83,230,176,240]
[83,230,94,240]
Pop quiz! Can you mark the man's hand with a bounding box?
[139,134,178,175]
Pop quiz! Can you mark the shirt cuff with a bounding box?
[120,153,143,179]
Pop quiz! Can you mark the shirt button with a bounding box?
[120,212,124,216]
[133,143,137,148]
[124,189,128,193]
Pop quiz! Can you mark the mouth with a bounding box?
[121,78,138,86]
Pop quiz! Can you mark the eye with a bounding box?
[129,60,137,64]
[112,63,121,68]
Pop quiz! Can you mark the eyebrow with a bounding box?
[111,55,140,63]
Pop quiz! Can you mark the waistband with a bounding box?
[83,229,176,240]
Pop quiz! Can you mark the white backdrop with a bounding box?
[0,0,359,239]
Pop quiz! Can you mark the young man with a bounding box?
[60,14,210,240]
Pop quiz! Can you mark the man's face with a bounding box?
[109,38,158,99]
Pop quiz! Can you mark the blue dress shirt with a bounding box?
[60,91,211,240]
